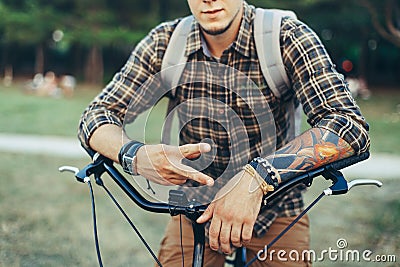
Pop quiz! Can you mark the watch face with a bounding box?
[123,154,134,175]
[121,142,144,176]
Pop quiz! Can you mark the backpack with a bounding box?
[160,8,302,145]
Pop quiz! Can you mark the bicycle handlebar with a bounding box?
[331,151,370,170]
[59,150,382,267]
[60,151,373,217]
[263,151,371,205]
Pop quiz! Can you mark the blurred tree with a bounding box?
[250,0,400,85]
[0,0,399,86]
[68,0,129,84]
[358,0,400,47]
[66,0,165,84]
[0,1,61,74]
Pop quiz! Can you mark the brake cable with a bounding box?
[245,191,325,267]
[86,179,104,267]
[244,166,383,266]
[60,161,164,267]
[92,175,163,267]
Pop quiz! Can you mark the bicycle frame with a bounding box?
[60,151,382,267]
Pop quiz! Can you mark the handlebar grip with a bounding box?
[331,151,370,170]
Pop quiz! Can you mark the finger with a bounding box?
[179,143,211,159]
[219,223,232,254]
[167,178,188,185]
[159,178,188,186]
[230,223,243,248]
[184,151,201,160]
[197,202,215,224]
[146,169,185,186]
[241,222,254,245]
[172,163,214,186]
[208,217,221,251]
[161,170,188,184]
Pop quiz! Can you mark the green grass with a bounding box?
[0,83,399,153]
[305,178,399,267]
[0,83,172,144]
[0,153,170,267]
[0,83,399,266]
[0,84,99,137]
[0,153,398,267]
[356,91,400,155]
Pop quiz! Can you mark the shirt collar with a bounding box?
[185,19,202,57]
[231,1,254,58]
[185,1,255,58]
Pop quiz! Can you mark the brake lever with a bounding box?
[59,153,110,184]
[59,165,91,183]
[347,179,383,191]
[321,163,383,196]
[323,178,383,196]
[59,166,80,175]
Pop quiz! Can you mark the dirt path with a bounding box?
[0,133,399,178]
[0,133,86,158]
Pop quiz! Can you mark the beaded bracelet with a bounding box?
[249,157,280,189]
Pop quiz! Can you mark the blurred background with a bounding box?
[0,0,399,266]
[0,0,399,87]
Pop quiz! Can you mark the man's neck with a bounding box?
[201,8,243,59]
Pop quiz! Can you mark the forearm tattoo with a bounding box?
[266,128,354,182]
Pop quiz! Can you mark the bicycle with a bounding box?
[59,150,382,267]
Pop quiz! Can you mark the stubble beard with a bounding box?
[200,7,241,36]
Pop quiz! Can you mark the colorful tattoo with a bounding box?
[266,128,354,182]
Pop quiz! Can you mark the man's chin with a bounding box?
[202,27,228,36]
[201,21,232,36]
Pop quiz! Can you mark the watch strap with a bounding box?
[119,141,145,176]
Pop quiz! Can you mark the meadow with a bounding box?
[0,83,399,266]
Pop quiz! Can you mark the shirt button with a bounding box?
[218,108,225,115]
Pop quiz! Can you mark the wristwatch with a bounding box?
[119,141,145,176]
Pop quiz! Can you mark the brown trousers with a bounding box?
[157,215,311,267]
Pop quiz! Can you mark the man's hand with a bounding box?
[196,171,263,254]
[136,143,215,186]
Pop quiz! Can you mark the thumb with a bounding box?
[196,202,215,224]
[179,143,211,159]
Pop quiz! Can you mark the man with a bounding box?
[78,0,370,266]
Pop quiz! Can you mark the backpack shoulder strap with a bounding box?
[161,15,194,93]
[161,16,193,144]
[254,8,296,98]
[254,9,302,139]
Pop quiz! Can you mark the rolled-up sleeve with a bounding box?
[282,18,370,153]
[78,22,175,150]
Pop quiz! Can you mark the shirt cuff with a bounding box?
[78,109,123,151]
[316,113,370,154]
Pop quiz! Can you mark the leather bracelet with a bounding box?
[118,141,145,176]
[243,164,275,195]
[118,141,135,165]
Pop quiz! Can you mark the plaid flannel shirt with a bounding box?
[78,2,370,237]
